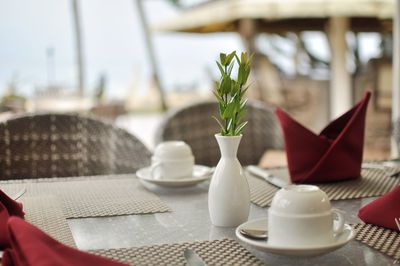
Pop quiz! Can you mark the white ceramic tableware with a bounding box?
[151,141,194,180]
[208,134,250,227]
[268,185,345,247]
[236,218,355,256]
[136,165,212,188]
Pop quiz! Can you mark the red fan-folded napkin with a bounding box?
[0,190,25,248]
[275,91,371,183]
[2,217,128,266]
[358,186,400,231]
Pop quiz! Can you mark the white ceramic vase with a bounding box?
[208,134,250,227]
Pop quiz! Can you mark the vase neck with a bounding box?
[215,135,242,159]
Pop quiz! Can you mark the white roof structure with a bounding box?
[153,0,394,33]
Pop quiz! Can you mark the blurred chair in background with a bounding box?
[155,100,284,166]
[0,113,151,180]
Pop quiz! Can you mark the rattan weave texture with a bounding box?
[21,196,76,247]
[0,113,151,180]
[1,175,170,218]
[355,223,400,260]
[249,167,400,207]
[91,239,263,266]
[155,100,283,166]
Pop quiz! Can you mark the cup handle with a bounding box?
[332,208,345,235]
[150,162,163,179]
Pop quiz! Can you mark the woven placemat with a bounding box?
[21,196,76,247]
[1,175,170,218]
[249,168,400,207]
[91,239,263,266]
[354,223,400,260]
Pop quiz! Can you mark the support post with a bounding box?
[71,0,85,97]
[391,0,400,158]
[327,17,352,119]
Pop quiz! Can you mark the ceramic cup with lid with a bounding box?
[151,141,194,180]
[268,185,345,247]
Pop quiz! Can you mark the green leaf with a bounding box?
[212,116,225,130]
[224,102,235,119]
[237,109,246,122]
[227,61,234,76]
[219,102,225,119]
[213,80,220,90]
[220,76,231,95]
[240,86,250,98]
[227,118,233,131]
[216,61,225,76]
[229,81,240,97]
[234,53,241,64]
[225,51,236,66]
[242,65,251,84]
[220,53,227,65]
[235,121,248,135]
[213,91,223,102]
[241,52,247,64]
[240,98,248,109]
[237,64,245,85]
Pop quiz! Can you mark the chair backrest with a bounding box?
[155,100,284,166]
[0,113,151,180]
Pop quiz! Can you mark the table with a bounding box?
[66,178,396,266]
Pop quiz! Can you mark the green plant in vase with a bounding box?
[208,51,253,227]
[212,51,252,136]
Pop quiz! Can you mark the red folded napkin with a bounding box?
[2,217,128,266]
[0,203,11,249]
[358,186,400,232]
[275,91,371,183]
[0,190,24,218]
[0,190,25,249]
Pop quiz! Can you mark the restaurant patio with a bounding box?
[0,0,399,265]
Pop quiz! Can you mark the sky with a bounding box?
[0,0,382,99]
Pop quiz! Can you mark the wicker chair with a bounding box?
[0,113,151,180]
[155,100,284,166]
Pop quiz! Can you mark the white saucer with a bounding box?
[136,165,212,188]
[236,218,355,256]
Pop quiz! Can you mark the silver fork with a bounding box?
[395,217,400,231]
[184,248,206,266]
[12,188,27,201]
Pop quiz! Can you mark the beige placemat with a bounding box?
[91,239,263,266]
[249,168,400,207]
[354,223,400,260]
[21,196,76,247]
[1,175,170,218]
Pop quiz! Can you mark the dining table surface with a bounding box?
[49,169,397,266]
[68,170,399,265]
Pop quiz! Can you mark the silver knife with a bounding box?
[246,166,290,188]
[184,248,206,266]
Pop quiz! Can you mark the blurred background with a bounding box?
[0,0,396,160]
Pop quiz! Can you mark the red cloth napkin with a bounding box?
[2,217,128,266]
[0,190,24,217]
[358,186,400,232]
[275,91,371,183]
[0,190,25,248]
